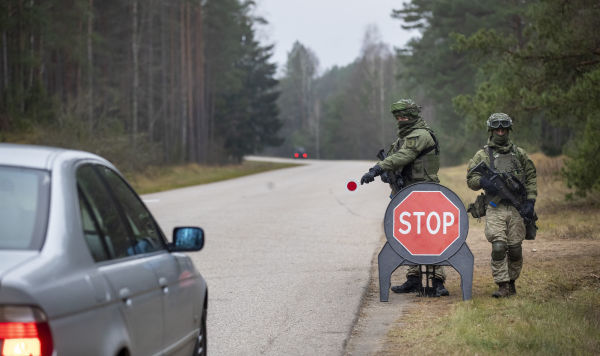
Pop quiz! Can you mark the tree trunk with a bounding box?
[193,3,206,163]
[169,2,178,161]
[0,31,7,130]
[314,99,320,159]
[132,0,139,144]
[185,1,195,162]
[18,0,25,113]
[87,0,94,131]
[147,0,155,139]
[160,0,170,160]
[2,31,7,91]
[39,32,45,88]
[179,1,187,158]
[76,19,82,114]
[27,0,34,91]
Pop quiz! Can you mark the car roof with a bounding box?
[0,143,109,170]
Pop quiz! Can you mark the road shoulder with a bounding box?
[344,237,414,356]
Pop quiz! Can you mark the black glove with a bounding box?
[361,165,384,185]
[479,176,499,195]
[521,199,535,218]
[380,172,391,183]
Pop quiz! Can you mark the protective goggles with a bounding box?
[393,109,418,117]
[488,119,512,129]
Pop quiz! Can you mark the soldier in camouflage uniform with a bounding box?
[361,99,448,297]
[466,113,537,298]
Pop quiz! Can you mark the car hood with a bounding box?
[0,251,38,283]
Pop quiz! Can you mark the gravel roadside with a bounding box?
[343,236,414,356]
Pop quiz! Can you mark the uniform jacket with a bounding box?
[466,139,537,201]
[377,118,440,189]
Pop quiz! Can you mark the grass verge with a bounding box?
[125,160,301,194]
[384,256,600,355]
[380,153,600,355]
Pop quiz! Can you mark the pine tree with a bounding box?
[452,0,600,195]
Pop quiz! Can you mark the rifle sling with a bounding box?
[485,146,526,209]
[421,131,439,181]
[415,131,440,160]
[486,146,496,171]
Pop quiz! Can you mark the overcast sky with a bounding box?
[254,0,418,75]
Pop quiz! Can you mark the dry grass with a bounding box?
[532,153,600,240]
[379,153,600,355]
[125,160,301,194]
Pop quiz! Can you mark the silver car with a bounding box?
[0,144,207,356]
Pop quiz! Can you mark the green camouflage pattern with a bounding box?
[406,264,446,281]
[378,119,440,193]
[390,99,421,119]
[486,112,513,130]
[380,117,444,281]
[466,142,537,200]
[467,136,537,285]
[390,98,419,113]
[485,203,525,283]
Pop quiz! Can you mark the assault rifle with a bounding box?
[376,149,404,192]
[469,161,538,227]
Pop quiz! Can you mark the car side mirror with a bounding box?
[170,227,205,252]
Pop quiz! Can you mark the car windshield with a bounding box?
[0,166,50,250]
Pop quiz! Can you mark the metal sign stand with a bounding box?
[378,183,474,301]
[420,265,437,297]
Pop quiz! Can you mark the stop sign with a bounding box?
[384,183,468,264]
[393,191,460,255]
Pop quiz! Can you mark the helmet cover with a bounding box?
[487,113,513,130]
[390,99,421,119]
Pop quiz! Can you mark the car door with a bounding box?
[151,252,202,354]
[94,165,200,354]
[76,164,164,355]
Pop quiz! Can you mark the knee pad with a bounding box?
[491,241,508,261]
[508,244,522,262]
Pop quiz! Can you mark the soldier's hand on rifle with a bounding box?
[361,165,383,185]
[380,172,391,183]
[479,176,499,195]
[521,199,535,218]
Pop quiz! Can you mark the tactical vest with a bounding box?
[390,129,440,185]
[486,145,527,201]
[487,145,526,181]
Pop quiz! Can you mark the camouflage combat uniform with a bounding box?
[466,113,537,296]
[361,99,448,295]
[377,118,445,281]
[378,119,440,193]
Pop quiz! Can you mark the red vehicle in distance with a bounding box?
[293,147,308,159]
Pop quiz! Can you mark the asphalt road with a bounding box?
[143,157,390,356]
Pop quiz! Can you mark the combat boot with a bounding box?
[431,278,450,297]
[492,282,510,298]
[391,275,421,294]
[509,280,516,296]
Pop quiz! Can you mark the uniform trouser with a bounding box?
[406,265,446,281]
[485,203,525,283]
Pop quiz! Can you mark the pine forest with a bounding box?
[1,0,598,195]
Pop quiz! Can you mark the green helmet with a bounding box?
[486,113,513,130]
[390,99,421,118]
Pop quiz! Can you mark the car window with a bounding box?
[77,165,133,259]
[0,166,50,249]
[78,191,110,262]
[95,166,165,255]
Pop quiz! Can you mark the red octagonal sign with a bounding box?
[393,191,460,256]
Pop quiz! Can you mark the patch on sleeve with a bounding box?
[405,137,417,149]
